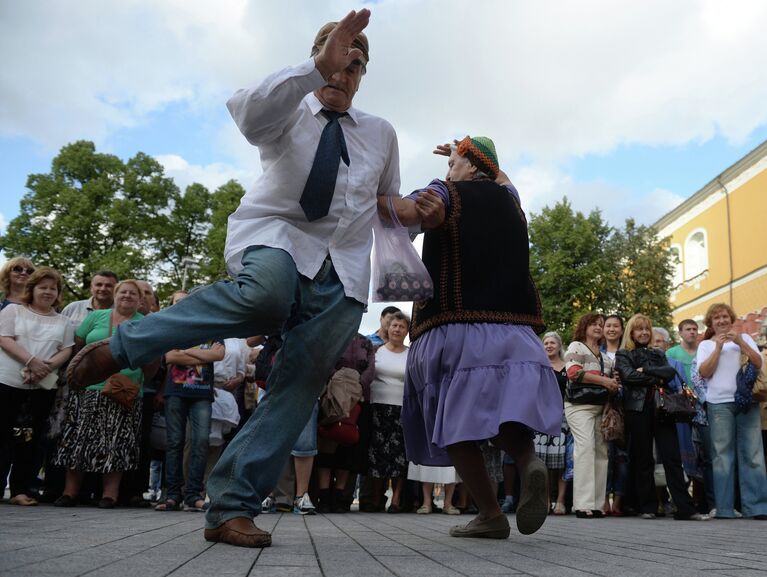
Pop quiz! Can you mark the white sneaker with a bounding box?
[686,513,711,521]
[294,492,316,515]
[709,508,743,518]
[143,489,161,502]
[261,495,276,513]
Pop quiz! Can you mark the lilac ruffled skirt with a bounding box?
[402,323,563,466]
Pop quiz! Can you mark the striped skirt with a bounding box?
[54,389,141,473]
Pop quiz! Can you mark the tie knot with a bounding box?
[322,110,346,122]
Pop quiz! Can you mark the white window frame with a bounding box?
[684,228,708,281]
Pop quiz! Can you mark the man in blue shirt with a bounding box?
[366,306,401,347]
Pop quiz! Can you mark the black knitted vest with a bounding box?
[410,179,544,341]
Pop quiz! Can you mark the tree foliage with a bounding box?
[528,198,674,342]
[201,180,246,283]
[0,141,245,306]
[607,218,674,330]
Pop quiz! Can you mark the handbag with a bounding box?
[319,367,362,425]
[101,373,140,409]
[565,348,609,405]
[371,197,434,303]
[600,400,624,442]
[97,314,140,409]
[318,403,362,446]
[653,371,696,423]
[753,351,767,403]
[735,353,758,412]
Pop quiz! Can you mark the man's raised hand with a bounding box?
[314,9,371,80]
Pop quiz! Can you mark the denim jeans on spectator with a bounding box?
[291,402,319,457]
[149,460,163,493]
[606,440,629,498]
[165,396,211,506]
[707,402,767,517]
[108,246,363,527]
[693,423,715,511]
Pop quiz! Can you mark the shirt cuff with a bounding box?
[292,57,327,94]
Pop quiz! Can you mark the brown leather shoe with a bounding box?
[67,339,122,389]
[203,517,272,548]
[449,514,510,539]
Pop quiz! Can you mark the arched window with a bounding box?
[669,244,683,287]
[684,229,708,280]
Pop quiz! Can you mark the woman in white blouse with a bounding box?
[367,311,410,513]
[696,302,767,519]
[0,267,74,505]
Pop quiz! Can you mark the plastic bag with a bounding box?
[371,196,433,302]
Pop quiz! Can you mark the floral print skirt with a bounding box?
[368,403,408,479]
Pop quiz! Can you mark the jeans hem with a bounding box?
[205,511,257,529]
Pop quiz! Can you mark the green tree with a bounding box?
[607,218,675,331]
[528,198,614,341]
[200,180,246,283]
[528,198,676,341]
[1,141,179,305]
[149,182,213,300]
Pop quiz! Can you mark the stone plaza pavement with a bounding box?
[1,505,766,577]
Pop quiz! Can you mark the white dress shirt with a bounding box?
[224,58,401,304]
[60,297,100,328]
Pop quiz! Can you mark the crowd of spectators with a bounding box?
[1,257,766,523]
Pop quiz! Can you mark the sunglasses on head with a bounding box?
[12,266,35,274]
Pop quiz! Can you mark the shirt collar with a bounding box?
[88,297,113,311]
[307,92,359,125]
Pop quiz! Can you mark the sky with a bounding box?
[2,0,767,334]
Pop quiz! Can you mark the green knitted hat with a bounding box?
[456,136,499,179]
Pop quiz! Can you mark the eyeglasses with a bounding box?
[12,266,34,275]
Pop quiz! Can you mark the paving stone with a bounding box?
[2,505,766,576]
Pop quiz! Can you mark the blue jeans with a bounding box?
[291,402,319,457]
[606,441,629,497]
[693,423,715,510]
[707,402,767,517]
[149,460,163,493]
[164,396,211,506]
[109,246,363,527]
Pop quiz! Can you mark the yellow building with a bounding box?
[654,139,767,338]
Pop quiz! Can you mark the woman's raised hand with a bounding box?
[433,139,461,157]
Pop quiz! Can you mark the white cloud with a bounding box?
[513,164,686,226]
[3,0,767,163]
[154,154,253,193]
[0,0,762,275]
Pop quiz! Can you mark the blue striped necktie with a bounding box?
[299,110,350,222]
